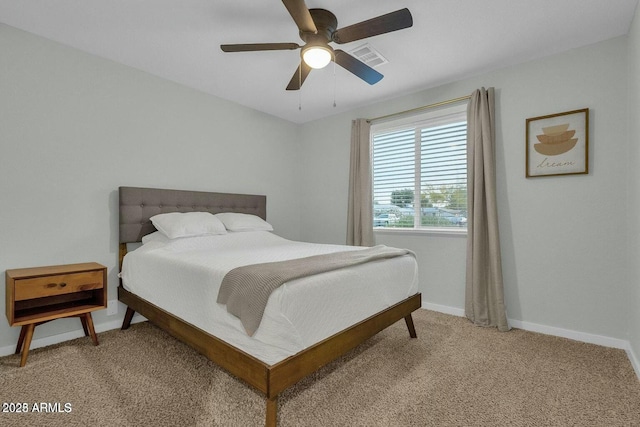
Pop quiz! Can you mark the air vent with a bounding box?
[348,43,388,68]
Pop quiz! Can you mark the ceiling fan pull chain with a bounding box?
[299,59,303,110]
[333,60,337,107]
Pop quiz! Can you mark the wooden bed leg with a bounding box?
[404,314,417,338]
[265,396,277,427]
[121,307,135,330]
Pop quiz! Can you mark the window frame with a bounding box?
[371,103,468,235]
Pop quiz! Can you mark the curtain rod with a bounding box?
[367,94,471,124]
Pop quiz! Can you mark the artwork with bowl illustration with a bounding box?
[526,108,589,177]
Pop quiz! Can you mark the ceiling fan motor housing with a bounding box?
[301,9,338,43]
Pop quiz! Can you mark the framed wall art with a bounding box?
[526,108,589,177]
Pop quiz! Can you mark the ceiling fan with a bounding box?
[220,0,413,90]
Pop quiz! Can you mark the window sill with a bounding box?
[373,227,468,237]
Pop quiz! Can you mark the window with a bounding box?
[372,104,467,230]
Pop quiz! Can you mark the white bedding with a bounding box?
[120,231,419,365]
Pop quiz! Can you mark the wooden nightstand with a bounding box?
[5,262,107,367]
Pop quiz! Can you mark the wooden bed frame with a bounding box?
[117,186,421,426]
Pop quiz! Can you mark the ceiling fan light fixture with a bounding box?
[302,45,333,69]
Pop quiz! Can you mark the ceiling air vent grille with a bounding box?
[348,44,388,68]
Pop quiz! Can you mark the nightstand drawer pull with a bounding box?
[46,282,67,288]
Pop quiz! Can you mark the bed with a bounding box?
[117,186,421,426]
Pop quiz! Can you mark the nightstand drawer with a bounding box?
[14,270,104,301]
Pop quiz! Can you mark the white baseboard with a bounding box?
[507,318,629,349]
[626,344,640,380]
[0,314,147,358]
[422,301,465,317]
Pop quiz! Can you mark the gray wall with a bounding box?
[299,37,633,346]
[0,24,301,352]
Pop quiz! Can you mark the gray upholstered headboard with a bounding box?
[119,186,267,243]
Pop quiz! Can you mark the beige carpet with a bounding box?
[1,309,639,426]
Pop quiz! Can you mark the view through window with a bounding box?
[372,104,467,230]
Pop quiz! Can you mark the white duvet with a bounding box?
[120,231,419,366]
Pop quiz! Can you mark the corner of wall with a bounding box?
[627,0,640,377]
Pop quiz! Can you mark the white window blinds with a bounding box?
[372,104,467,229]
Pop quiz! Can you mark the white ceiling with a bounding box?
[1,0,638,123]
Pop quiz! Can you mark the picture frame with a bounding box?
[526,108,589,177]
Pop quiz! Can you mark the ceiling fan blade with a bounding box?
[220,43,300,52]
[281,0,317,34]
[332,8,413,44]
[286,62,312,90]
[334,50,383,85]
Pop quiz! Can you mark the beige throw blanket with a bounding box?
[217,245,414,336]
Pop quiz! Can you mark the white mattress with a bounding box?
[120,231,419,365]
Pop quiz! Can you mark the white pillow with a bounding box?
[215,212,273,232]
[150,212,227,239]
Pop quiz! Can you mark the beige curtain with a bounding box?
[346,118,375,246]
[465,88,509,331]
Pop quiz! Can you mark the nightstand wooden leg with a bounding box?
[15,325,27,354]
[19,324,35,367]
[80,315,89,337]
[83,313,99,346]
